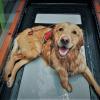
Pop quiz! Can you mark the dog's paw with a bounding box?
[3,67,11,81]
[66,83,72,93]
[62,81,72,92]
[3,72,11,82]
[7,77,14,88]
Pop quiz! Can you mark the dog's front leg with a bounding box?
[79,66,100,96]
[75,60,100,96]
[75,54,100,96]
[51,51,72,92]
[56,67,72,92]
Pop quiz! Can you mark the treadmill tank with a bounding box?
[0,1,100,100]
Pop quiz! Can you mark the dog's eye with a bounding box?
[72,30,77,35]
[59,28,64,31]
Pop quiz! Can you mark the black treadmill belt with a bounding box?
[1,3,100,100]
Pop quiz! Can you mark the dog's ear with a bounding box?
[77,29,84,50]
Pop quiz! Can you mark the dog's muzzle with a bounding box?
[57,37,73,57]
[60,38,69,46]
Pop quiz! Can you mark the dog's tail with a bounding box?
[82,67,100,96]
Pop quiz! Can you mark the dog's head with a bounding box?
[53,23,84,58]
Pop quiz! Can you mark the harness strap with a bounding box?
[44,31,53,42]
[28,28,53,44]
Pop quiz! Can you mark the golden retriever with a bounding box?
[4,23,100,96]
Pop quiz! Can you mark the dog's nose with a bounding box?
[61,38,69,45]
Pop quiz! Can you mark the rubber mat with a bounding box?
[17,58,90,99]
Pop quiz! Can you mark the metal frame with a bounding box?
[0,0,26,72]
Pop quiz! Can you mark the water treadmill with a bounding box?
[0,0,100,100]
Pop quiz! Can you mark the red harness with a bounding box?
[28,29,53,42]
[43,31,52,42]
